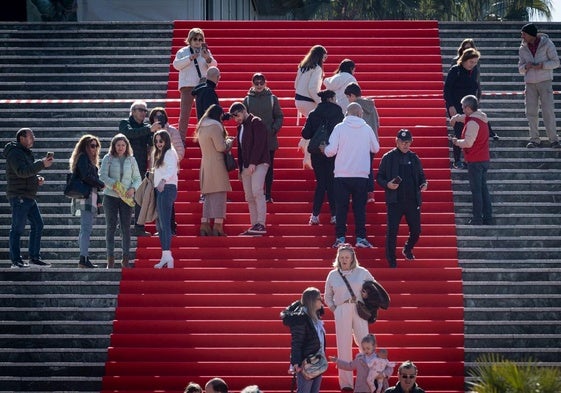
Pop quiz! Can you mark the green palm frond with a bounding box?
[468,354,561,393]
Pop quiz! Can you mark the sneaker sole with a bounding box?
[402,250,415,260]
[239,231,264,236]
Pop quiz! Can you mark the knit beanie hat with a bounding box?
[521,23,538,37]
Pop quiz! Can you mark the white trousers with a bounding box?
[334,302,370,389]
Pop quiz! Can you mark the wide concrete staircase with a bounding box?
[0,22,172,392]
[439,21,561,370]
[0,20,559,393]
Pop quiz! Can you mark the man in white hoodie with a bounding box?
[323,103,380,248]
[518,23,560,149]
[451,95,493,225]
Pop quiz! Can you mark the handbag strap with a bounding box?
[189,47,203,79]
[338,269,357,301]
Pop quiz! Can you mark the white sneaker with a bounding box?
[309,215,320,225]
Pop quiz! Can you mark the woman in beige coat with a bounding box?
[194,104,233,236]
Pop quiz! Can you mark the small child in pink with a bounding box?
[330,334,394,393]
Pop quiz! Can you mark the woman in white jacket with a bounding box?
[152,130,179,269]
[294,45,327,117]
[172,27,217,143]
[324,59,357,111]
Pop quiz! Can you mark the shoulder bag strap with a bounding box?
[338,269,357,301]
[189,47,203,79]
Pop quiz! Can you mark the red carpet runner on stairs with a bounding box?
[102,21,464,393]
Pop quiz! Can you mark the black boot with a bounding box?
[79,256,97,269]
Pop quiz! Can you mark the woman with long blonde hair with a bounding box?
[69,134,105,268]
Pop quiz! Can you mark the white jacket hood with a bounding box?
[341,115,368,129]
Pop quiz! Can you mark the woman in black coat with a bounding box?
[443,48,480,169]
[302,89,344,225]
[281,287,326,393]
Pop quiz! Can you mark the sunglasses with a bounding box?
[400,374,416,379]
[192,37,204,42]
[253,80,265,86]
[89,143,99,148]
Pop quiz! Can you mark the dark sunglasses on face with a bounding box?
[89,143,99,148]
[253,80,265,86]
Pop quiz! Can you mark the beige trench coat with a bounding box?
[197,118,232,194]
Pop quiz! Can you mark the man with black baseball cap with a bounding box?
[518,23,560,148]
[376,129,428,268]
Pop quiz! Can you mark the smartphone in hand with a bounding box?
[392,176,402,184]
[46,152,54,159]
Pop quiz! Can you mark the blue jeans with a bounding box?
[334,177,369,239]
[103,195,133,258]
[296,372,322,393]
[156,184,177,250]
[9,197,44,262]
[79,209,95,257]
[467,161,493,224]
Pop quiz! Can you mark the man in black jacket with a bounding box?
[192,66,221,119]
[3,128,54,268]
[119,100,158,237]
[377,129,428,268]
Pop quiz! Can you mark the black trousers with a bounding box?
[385,201,421,261]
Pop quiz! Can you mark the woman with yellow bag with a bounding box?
[99,133,142,268]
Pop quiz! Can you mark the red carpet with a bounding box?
[102,21,464,393]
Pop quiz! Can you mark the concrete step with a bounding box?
[0,294,117,309]
[0,362,105,377]
[464,293,561,308]
[465,319,561,334]
[457,236,561,249]
[459,258,560,268]
[0,347,107,362]
[462,267,561,283]
[458,247,561,260]
[0,320,113,335]
[0,376,102,392]
[0,308,116,322]
[462,279,561,295]
[0,334,111,348]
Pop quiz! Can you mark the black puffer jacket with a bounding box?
[281,300,324,366]
[3,141,45,199]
